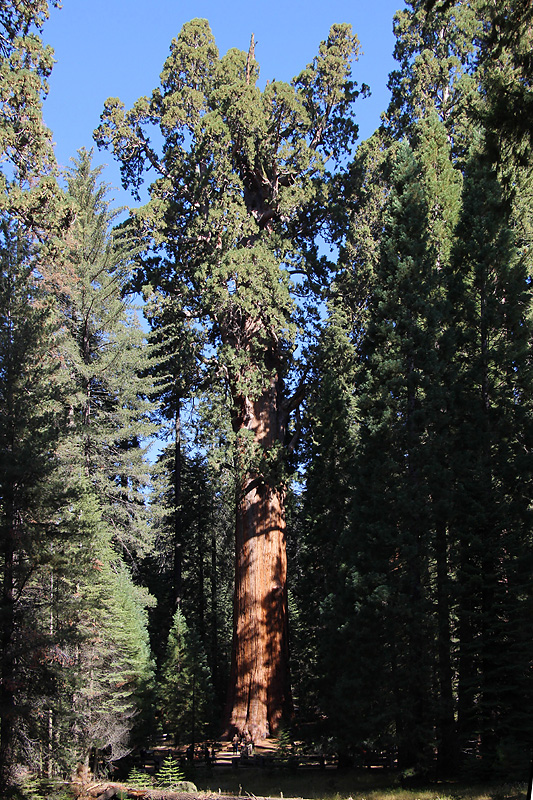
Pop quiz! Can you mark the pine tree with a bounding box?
[385,0,533,776]
[159,609,214,746]
[157,754,185,788]
[18,493,155,778]
[71,542,155,773]
[0,214,88,785]
[444,130,533,776]
[414,112,462,775]
[347,140,438,769]
[58,148,156,562]
[47,148,158,772]
[322,113,463,770]
[292,300,358,731]
[141,285,206,612]
[385,0,481,150]
[0,0,70,236]
[146,387,235,728]
[4,147,159,780]
[0,4,88,784]
[336,130,391,345]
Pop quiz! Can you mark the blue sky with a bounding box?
[42,0,405,208]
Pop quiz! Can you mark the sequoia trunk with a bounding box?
[225,375,293,740]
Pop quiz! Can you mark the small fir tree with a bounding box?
[159,609,214,745]
[157,755,185,788]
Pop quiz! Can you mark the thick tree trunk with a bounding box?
[224,376,293,740]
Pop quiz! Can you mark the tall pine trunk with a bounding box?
[224,376,293,740]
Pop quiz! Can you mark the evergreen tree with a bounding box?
[70,539,155,773]
[0,3,84,785]
[336,130,391,344]
[1,147,158,781]
[19,496,155,778]
[444,131,533,776]
[320,114,463,770]
[95,18,366,739]
[0,0,70,236]
[141,285,206,612]
[51,148,157,771]
[146,387,235,729]
[344,140,438,769]
[385,0,481,150]
[384,0,533,776]
[159,609,214,745]
[291,134,393,745]
[156,754,185,788]
[422,0,533,176]
[0,214,88,785]
[292,300,358,730]
[58,148,155,562]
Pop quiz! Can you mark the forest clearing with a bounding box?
[15,732,533,799]
[20,746,532,800]
[68,782,531,800]
[2,0,533,796]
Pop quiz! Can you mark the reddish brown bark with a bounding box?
[224,376,293,740]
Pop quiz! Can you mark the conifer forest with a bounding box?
[2,0,533,795]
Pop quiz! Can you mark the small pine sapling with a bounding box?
[126,766,153,788]
[157,755,185,788]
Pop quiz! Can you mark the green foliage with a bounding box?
[16,771,42,800]
[0,203,92,783]
[70,547,155,765]
[0,0,70,237]
[275,726,294,763]
[144,401,235,716]
[126,767,153,788]
[291,300,359,720]
[443,130,533,775]
[324,137,444,766]
[158,609,214,743]
[34,149,159,773]
[95,17,365,428]
[59,147,157,561]
[295,0,533,779]
[0,139,156,782]
[157,755,185,788]
[385,0,481,142]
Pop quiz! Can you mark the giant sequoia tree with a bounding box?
[95,18,364,739]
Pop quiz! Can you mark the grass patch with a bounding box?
[193,767,527,800]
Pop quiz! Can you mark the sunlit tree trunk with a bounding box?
[225,375,293,740]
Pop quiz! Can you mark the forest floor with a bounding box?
[75,740,529,800]
[145,741,528,800]
[79,777,528,800]
[67,740,530,800]
[193,769,528,800]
